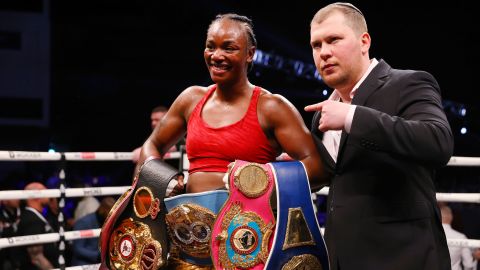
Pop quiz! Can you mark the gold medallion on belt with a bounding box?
[233,162,271,198]
[109,218,164,270]
[165,204,216,259]
[216,202,274,269]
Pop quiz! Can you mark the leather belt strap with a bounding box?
[211,160,276,269]
[99,157,180,270]
[265,161,330,269]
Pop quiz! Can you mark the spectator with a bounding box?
[71,196,116,266]
[73,182,100,222]
[45,197,60,232]
[132,105,179,163]
[0,197,21,270]
[16,182,58,270]
[441,204,477,270]
[149,105,169,130]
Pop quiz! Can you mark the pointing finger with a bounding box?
[304,101,325,112]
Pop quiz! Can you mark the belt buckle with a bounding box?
[109,218,164,270]
[165,203,216,259]
[217,202,274,269]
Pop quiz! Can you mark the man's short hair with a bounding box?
[152,105,168,113]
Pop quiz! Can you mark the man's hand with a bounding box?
[222,162,236,190]
[166,175,185,197]
[305,100,351,132]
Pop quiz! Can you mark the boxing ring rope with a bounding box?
[2,150,480,268]
[315,188,480,204]
[0,150,181,161]
[53,265,100,270]
[2,186,480,205]
[2,150,479,164]
[0,186,131,200]
[0,229,101,249]
[52,265,100,270]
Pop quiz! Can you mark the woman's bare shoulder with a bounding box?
[257,87,296,114]
[173,85,213,118]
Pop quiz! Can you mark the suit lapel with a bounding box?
[351,60,390,107]
[336,60,390,165]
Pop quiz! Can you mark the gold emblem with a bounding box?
[230,225,259,254]
[283,208,316,250]
[217,202,274,269]
[234,163,271,198]
[282,254,323,270]
[165,204,216,259]
[133,186,160,220]
[109,218,164,270]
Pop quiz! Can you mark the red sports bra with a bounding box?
[186,85,278,174]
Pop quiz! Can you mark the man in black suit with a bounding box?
[305,3,453,270]
[17,182,58,270]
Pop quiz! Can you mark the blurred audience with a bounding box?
[71,196,116,266]
[45,197,60,233]
[16,182,58,270]
[132,105,178,163]
[73,182,100,222]
[441,204,477,270]
[0,197,21,270]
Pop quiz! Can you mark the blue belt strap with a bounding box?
[164,189,229,213]
[266,161,330,269]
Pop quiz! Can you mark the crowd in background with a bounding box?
[0,178,116,270]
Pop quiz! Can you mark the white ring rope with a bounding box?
[2,186,480,204]
[2,226,479,250]
[0,228,100,249]
[317,188,480,204]
[52,264,100,270]
[0,186,130,200]
[0,150,181,161]
[447,156,480,167]
[1,150,479,165]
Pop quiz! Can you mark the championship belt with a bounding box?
[211,160,276,269]
[99,157,181,270]
[265,161,330,270]
[164,190,229,266]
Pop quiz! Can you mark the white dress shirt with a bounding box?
[322,58,379,162]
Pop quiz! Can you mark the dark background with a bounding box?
[1,0,480,237]
[1,0,478,154]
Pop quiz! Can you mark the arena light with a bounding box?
[253,49,322,82]
[443,100,468,118]
[460,127,467,134]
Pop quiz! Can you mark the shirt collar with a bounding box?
[330,58,379,101]
[25,206,49,224]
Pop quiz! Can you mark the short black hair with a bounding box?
[210,13,257,72]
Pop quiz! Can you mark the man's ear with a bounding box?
[360,32,371,55]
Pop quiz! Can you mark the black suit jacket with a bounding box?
[311,60,453,270]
